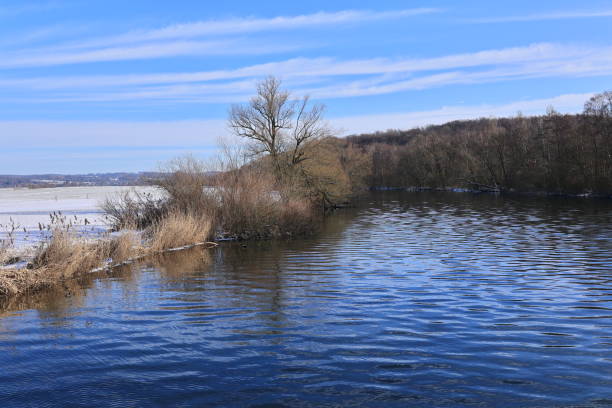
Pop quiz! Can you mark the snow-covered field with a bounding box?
[0,186,158,247]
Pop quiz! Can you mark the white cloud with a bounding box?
[0,43,592,89]
[58,8,441,50]
[0,39,304,69]
[3,43,596,89]
[0,92,593,149]
[0,92,595,173]
[1,8,440,68]
[306,53,612,98]
[472,9,612,23]
[4,43,610,104]
[333,93,594,134]
[3,42,611,105]
[117,8,440,42]
[0,119,227,149]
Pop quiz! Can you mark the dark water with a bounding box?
[1,192,612,407]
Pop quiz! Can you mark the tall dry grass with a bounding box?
[213,166,315,239]
[148,211,213,252]
[0,244,10,266]
[32,229,141,271]
[107,231,142,264]
[0,230,142,298]
[103,156,217,232]
[103,155,317,241]
[1,152,322,300]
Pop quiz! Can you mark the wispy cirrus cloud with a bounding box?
[333,92,595,134]
[0,8,441,68]
[0,39,302,69]
[471,9,612,23]
[2,42,611,104]
[2,43,604,90]
[306,50,612,98]
[96,8,442,45]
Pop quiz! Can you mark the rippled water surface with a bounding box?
[1,192,612,407]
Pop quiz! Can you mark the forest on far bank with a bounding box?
[338,91,612,196]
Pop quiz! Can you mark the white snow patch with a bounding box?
[0,186,160,247]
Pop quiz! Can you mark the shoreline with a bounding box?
[371,186,612,200]
[3,185,609,301]
[0,232,218,300]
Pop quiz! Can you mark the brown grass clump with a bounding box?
[32,229,107,274]
[0,206,217,300]
[0,267,51,298]
[32,229,141,271]
[101,154,320,242]
[215,167,278,237]
[107,231,143,264]
[0,245,9,266]
[148,211,213,252]
[1,152,321,301]
[276,197,316,236]
[213,166,316,239]
[0,230,142,298]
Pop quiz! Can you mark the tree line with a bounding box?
[94,81,612,257]
[341,92,612,196]
[227,79,611,202]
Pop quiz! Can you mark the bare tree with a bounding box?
[583,91,612,185]
[584,91,612,117]
[228,76,331,175]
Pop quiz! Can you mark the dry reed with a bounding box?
[211,166,316,239]
[0,154,319,301]
[0,230,142,298]
[148,211,213,252]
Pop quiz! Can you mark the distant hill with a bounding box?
[0,172,164,188]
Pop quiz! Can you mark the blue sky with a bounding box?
[1,0,612,174]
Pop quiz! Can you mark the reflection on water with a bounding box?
[1,192,612,407]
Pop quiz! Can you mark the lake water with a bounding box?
[1,191,611,407]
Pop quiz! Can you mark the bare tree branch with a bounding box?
[228,76,332,176]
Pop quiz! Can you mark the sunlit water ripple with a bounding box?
[1,192,611,407]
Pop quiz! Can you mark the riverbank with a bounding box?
[0,212,218,298]
[0,161,319,299]
[0,185,171,299]
[2,190,611,407]
[372,186,612,199]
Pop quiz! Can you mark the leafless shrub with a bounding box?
[102,190,167,231]
[213,165,316,239]
[151,155,216,215]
